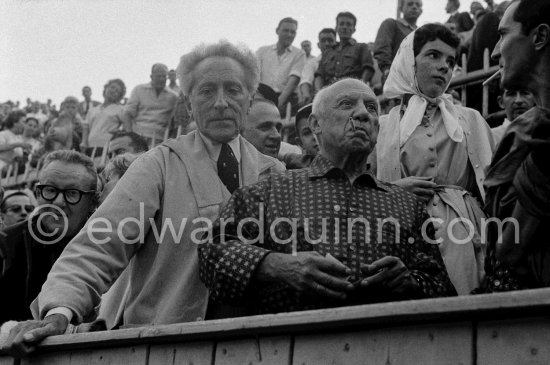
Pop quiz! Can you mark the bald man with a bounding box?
[198,78,456,316]
[241,98,282,158]
[122,63,178,142]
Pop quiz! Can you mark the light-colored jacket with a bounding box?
[31,131,284,326]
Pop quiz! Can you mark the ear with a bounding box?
[309,114,322,135]
[184,94,192,117]
[497,95,504,109]
[532,24,550,52]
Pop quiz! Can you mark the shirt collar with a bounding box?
[337,38,357,47]
[397,17,417,30]
[271,43,292,53]
[308,155,389,191]
[199,131,241,163]
[146,83,169,93]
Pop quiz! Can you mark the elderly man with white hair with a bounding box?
[3,40,284,358]
[198,78,455,316]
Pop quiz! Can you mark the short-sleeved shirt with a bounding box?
[256,44,306,93]
[315,38,374,86]
[299,55,321,87]
[123,83,178,139]
[84,103,124,147]
[0,130,23,168]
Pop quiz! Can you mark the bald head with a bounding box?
[312,78,377,122]
[310,78,379,160]
[242,99,282,158]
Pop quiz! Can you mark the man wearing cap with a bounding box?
[282,103,319,169]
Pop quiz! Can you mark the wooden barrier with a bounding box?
[2,288,550,364]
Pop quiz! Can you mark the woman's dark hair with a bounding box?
[103,79,126,103]
[3,110,25,129]
[413,23,461,57]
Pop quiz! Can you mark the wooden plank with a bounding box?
[21,346,148,365]
[10,288,550,353]
[293,322,472,365]
[477,317,550,365]
[21,353,70,365]
[215,336,291,365]
[148,341,214,365]
[0,356,17,365]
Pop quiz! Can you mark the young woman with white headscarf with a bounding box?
[376,23,495,295]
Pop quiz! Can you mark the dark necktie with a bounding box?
[217,143,239,194]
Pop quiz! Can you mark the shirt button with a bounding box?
[475,164,479,168]
[334,204,341,212]
[429,162,436,167]
[350,207,356,212]
[493,280,501,287]
[348,245,356,251]
[427,133,433,137]
[428,147,434,152]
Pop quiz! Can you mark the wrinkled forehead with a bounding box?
[193,57,247,85]
[40,161,96,189]
[5,194,31,206]
[329,81,376,101]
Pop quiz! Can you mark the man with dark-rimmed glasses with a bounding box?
[0,150,98,323]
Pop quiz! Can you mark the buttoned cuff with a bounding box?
[45,307,74,323]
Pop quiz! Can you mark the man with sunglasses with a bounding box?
[0,191,36,229]
[0,150,98,324]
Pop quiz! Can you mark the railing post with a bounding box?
[461,53,468,106]
[482,48,490,117]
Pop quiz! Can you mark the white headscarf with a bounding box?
[383,30,463,147]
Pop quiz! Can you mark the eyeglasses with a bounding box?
[35,184,96,205]
[5,204,35,214]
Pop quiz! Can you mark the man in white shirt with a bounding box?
[256,17,306,117]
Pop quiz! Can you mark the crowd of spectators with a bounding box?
[0,0,548,359]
